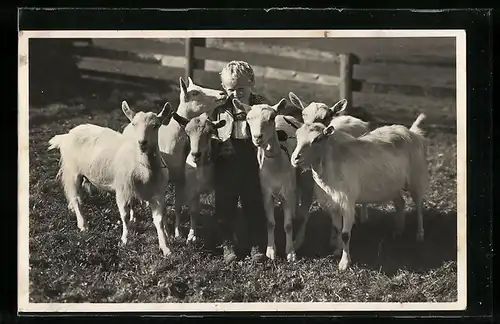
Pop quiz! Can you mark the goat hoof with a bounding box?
[416,231,425,242]
[186,229,196,243]
[78,225,88,232]
[338,257,350,272]
[287,251,297,262]
[161,247,172,256]
[266,247,276,260]
[174,228,181,239]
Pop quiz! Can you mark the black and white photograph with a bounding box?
[18,29,466,312]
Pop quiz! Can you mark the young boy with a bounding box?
[211,61,268,263]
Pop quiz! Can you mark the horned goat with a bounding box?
[48,101,173,256]
[290,113,429,271]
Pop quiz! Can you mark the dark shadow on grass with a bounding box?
[44,174,456,278]
[185,204,457,276]
[289,206,457,275]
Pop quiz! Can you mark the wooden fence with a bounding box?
[70,38,456,110]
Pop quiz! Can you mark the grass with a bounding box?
[26,39,459,304]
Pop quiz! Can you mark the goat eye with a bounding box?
[190,90,200,96]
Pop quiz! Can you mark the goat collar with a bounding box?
[159,154,168,168]
[280,144,291,160]
[319,110,334,126]
[172,112,190,127]
[140,151,168,170]
[262,143,289,159]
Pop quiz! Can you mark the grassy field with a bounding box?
[27,38,458,304]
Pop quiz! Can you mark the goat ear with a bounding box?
[122,101,135,122]
[289,92,305,110]
[330,99,348,115]
[158,102,172,123]
[179,77,188,97]
[213,119,226,129]
[323,125,335,136]
[277,130,289,141]
[272,98,287,114]
[282,115,302,129]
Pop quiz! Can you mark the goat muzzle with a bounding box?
[191,152,202,163]
[138,140,149,153]
[291,154,303,168]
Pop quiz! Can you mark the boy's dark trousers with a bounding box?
[214,138,267,257]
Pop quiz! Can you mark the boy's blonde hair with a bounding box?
[220,60,255,87]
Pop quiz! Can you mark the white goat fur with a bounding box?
[235,98,298,262]
[182,113,226,244]
[289,92,370,138]
[122,77,226,239]
[290,113,429,271]
[48,101,173,256]
[274,113,315,249]
[289,92,372,223]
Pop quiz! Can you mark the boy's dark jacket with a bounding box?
[211,93,269,158]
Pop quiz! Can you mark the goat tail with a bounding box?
[410,113,427,136]
[48,134,68,151]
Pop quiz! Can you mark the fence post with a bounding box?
[339,53,353,110]
[185,38,194,81]
[193,38,206,71]
[185,38,206,82]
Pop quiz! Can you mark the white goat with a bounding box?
[274,113,314,251]
[288,92,370,138]
[48,101,173,256]
[234,98,298,262]
[122,77,226,239]
[289,92,372,223]
[290,113,429,271]
[182,113,226,244]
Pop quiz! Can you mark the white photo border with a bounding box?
[17,29,467,313]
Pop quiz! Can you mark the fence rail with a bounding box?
[71,38,456,109]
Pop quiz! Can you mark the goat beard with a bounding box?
[257,148,265,169]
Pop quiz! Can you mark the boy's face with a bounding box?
[221,76,252,105]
